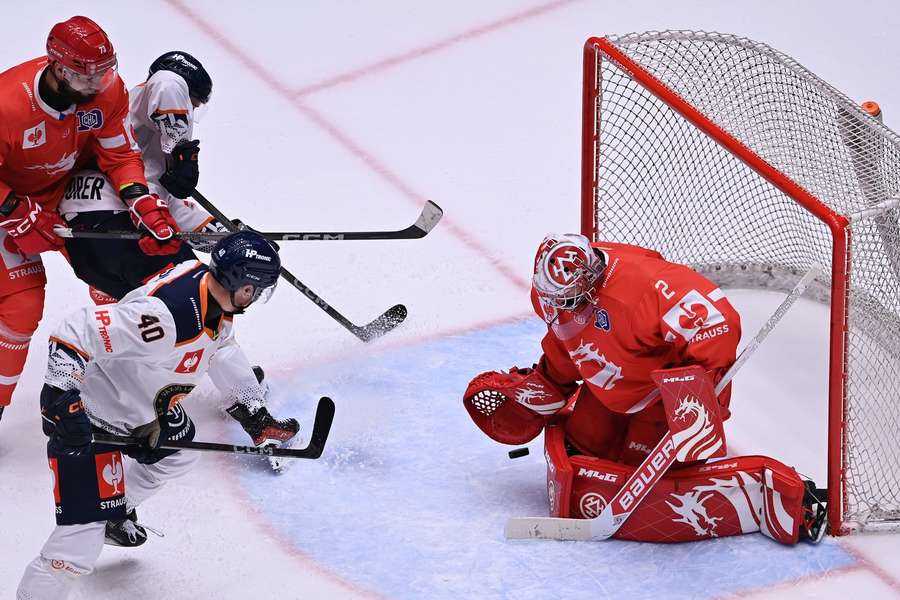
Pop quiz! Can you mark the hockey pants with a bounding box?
[16,450,199,600]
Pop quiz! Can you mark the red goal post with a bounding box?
[581,31,900,535]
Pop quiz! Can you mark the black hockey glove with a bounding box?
[159,139,200,199]
[122,415,171,465]
[40,386,93,456]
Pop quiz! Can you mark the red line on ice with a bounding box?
[161,0,532,292]
[292,0,580,97]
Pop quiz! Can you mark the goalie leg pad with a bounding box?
[464,367,568,445]
[546,425,807,544]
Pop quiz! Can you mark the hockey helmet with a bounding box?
[532,233,606,310]
[148,51,212,104]
[46,16,118,94]
[209,231,280,306]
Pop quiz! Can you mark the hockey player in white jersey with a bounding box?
[55,52,299,458]
[59,50,220,297]
[17,231,286,600]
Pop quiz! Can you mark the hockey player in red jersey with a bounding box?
[464,233,826,544]
[0,16,183,422]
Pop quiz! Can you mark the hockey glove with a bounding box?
[0,194,66,255]
[159,139,200,199]
[122,415,171,465]
[128,192,183,256]
[40,386,93,456]
[463,365,570,445]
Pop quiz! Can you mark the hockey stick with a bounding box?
[504,265,822,541]
[54,200,444,242]
[189,189,407,342]
[93,397,335,460]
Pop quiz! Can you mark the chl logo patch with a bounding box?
[175,348,204,374]
[76,108,104,132]
[23,121,46,149]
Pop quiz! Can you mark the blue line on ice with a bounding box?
[232,317,855,600]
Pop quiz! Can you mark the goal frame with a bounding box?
[580,36,853,535]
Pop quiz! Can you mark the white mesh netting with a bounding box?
[585,30,900,532]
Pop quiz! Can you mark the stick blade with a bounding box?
[411,200,443,236]
[504,517,595,541]
[304,396,335,459]
[355,304,408,342]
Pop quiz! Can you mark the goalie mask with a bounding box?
[533,233,606,310]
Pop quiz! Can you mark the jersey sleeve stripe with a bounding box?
[98,134,127,149]
[49,335,91,360]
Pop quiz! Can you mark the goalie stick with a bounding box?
[504,265,822,541]
[54,200,444,242]
[190,189,408,342]
[93,397,335,460]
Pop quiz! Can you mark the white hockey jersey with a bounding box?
[45,260,260,433]
[58,69,213,233]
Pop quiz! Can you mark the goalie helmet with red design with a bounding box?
[46,16,118,96]
[533,233,606,310]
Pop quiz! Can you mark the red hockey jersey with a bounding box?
[0,57,146,209]
[531,242,741,415]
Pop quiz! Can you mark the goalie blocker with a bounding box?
[465,365,824,544]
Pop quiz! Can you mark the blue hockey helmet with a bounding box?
[148,50,212,104]
[209,231,280,306]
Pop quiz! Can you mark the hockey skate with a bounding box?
[226,367,302,473]
[105,509,148,547]
[799,481,828,544]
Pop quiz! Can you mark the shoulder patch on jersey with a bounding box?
[150,264,208,344]
[662,289,726,342]
[23,121,46,149]
[594,308,611,331]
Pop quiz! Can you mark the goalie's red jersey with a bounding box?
[0,57,146,210]
[531,242,741,415]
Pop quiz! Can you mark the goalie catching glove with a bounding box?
[463,365,572,445]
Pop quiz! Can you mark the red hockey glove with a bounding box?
[0,194,66,255]
[129,193,183,256]
[463,366,570,445]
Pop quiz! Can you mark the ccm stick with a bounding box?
[55,200,444,242]
[191,189,411,342]
[94,397,335,461]
[504,265,822,541]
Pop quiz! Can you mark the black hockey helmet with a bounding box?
[209,231,280,306]
[148,51,212,104]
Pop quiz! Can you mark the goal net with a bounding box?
[582,30,900,534]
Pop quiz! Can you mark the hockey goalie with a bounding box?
[464,233,826,544]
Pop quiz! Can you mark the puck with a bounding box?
[508,447,530,459]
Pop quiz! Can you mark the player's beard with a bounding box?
[57,78,99,105]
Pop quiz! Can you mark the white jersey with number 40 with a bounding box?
[45,260,258,433]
